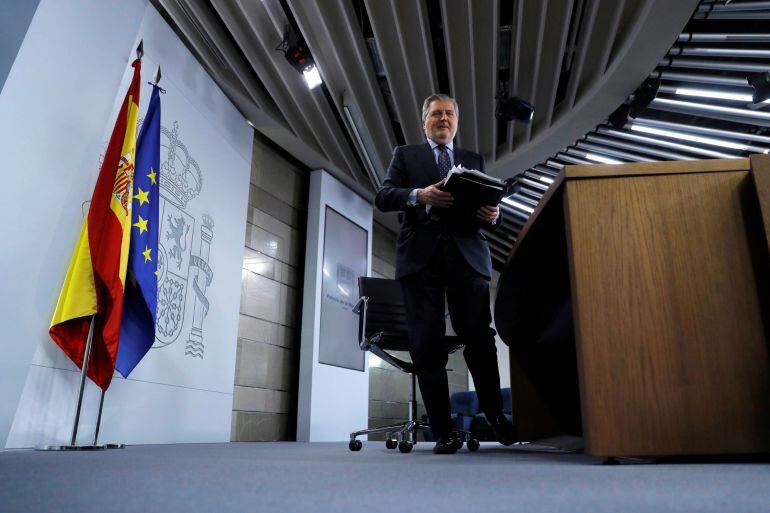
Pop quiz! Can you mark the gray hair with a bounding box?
[421,94,459,122]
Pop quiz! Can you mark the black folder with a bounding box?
[430,166,510,225]
[441,166,507,208]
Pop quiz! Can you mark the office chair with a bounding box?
[349,277,480,453]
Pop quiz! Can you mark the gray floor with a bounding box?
[1,441,770,513]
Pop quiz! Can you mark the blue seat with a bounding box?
[501,387,512,422]
[471,388,513,439]
[450,391,480,432]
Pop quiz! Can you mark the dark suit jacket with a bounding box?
[374,141,499,279]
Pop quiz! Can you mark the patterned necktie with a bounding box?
[437,145,451,178]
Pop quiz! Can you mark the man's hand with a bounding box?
[417,179,454,208]
[477,205,499,223]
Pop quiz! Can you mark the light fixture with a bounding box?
[343,104,381,187]
[302,67,322,89]
[651,97,770,123]
[501,197,534,213]
[673,87,770,104]
[495,69,535,123]
[496,96,535,122]
[585,153,622,164]
[276,24,322,90]
[609,77,661,128]
[748,71,770,103]
[629,123,751,151]
[599,126,738,159]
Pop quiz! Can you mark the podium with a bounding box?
[495,155,770,457]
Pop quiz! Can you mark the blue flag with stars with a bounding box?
[117,84,161,377]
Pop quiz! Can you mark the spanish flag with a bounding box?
[50,59,142,391]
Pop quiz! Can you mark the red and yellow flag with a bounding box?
[50,59,142,390]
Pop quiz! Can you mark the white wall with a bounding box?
[297,170,373,441]
[1,2,252,448]
[0,0,148,451]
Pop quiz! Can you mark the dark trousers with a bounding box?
[399,237,503,437]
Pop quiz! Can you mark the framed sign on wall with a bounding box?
[318,206,368,371]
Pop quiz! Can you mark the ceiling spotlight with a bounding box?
[496,96,535,123]
[277,24,322,89]
[748,72,770,104]
[303,67,322,89]
[495,69,534,123]
[608,77,661,128]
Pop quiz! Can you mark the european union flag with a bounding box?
[116,84,161,377]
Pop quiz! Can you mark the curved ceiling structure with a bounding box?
[498,0,770,269]
[155,0,764,271]
[154,0,696,193]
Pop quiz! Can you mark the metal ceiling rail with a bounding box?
[533,0,575,133]
[561,0,601,111]
[511,0,549,149]
[287,0,397,174]
[631,117,770,144]
[650,97,770,126]
[694,11,770,19]
[678,32,770,42]
[657,83,756,101]
[210,0,330,160]
[517,175,551,193]
[596,126,740,159]
[674,46,770,59]
[697,0,770,12]
[158,0,284,128]
[651,70,752,87]
[533,165,559,178]
[564,147,620,164]
[364,0,438,146]
[556,152,593,165]
[584,133,694,160]
[575,140,658,162]
[441,0,498,158]
[626,122,770,153]
[661,56,770,73]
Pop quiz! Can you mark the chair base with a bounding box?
[349,421,479,453]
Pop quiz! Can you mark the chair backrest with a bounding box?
[356,277,463,372]
[358,277,409,342]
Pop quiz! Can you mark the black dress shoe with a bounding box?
[487,413,517,446]
[433,435,459,454]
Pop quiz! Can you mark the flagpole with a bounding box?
[37,316,105,451]
[92,389,125,449]
[93,389,105,445]
[70,315,96,446]
[92,62,161,452]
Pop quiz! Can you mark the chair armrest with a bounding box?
[352,296,367,315]
[353,296,369,349]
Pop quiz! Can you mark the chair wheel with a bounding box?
[467,439,480,451]
[385,439,398,450]
[349,439,362,451]
[398,441,413,453]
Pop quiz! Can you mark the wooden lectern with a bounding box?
[495,155,770,457]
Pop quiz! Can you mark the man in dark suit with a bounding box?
[375,94,516,454]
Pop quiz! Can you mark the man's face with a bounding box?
[423,99,458,145]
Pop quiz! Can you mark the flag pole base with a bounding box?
[35,444,106,451]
